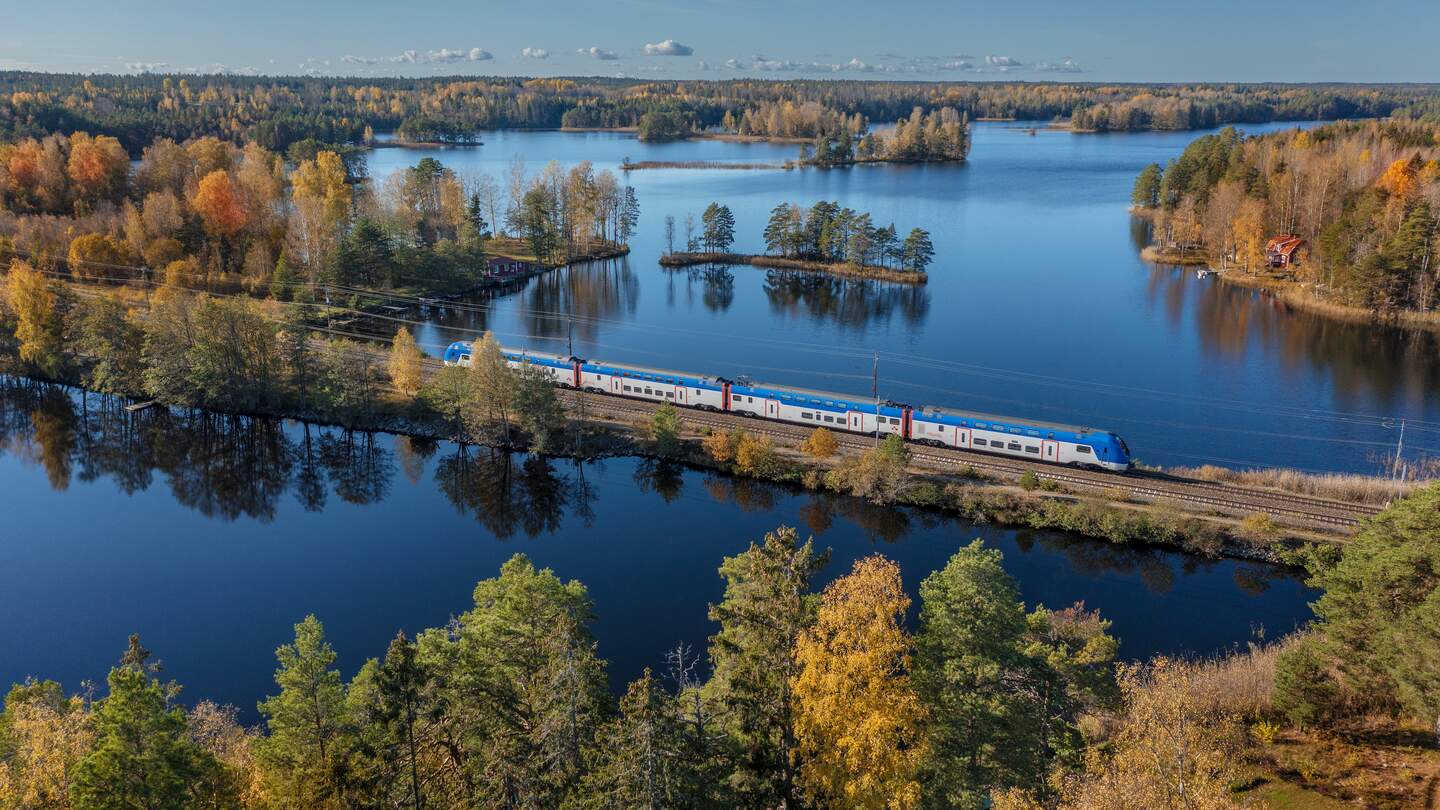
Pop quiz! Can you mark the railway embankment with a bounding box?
[7,342,1399,564]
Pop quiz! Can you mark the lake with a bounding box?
[369,123,1440,477]
[0,383,1313,722]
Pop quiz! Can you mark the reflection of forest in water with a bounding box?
[660,265,930,329]
[1144,267,1440,410]
[412,259,640,352]
[0,378,1291,599]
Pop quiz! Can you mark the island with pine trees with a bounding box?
[659,201,936,284]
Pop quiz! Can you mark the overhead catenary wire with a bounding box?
[8,245,1440,452]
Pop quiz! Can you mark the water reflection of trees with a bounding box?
[763,272,930,331]
[1144,267,1440,410]
[664,265,736,313]
[523,259,640,345]
[434,448,576,539]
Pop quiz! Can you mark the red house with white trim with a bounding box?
[1265,235,1305,269]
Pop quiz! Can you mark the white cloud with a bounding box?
[391,50,419,64]
[579,46,619,60]
[521,47,549,59]
[467,48,493,61]
[1035,58,1082,73]
[644,39,693,56]
[941,59,978,71]
[341,54,380,65]
[985,55,1023,67]
[125,61,168,72]
[751,54,800,71]
[842,58,872,71]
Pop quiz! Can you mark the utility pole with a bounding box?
[568,315,574,359]
[872,352,880,447]
[1392,417,1407,480]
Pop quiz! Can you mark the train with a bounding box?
[443,341,1133,472]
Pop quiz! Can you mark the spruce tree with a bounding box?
[707,526,829,806]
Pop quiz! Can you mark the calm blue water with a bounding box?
[369,123,1440,476]
[0,385,1312,720]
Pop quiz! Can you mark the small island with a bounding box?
[659,201,935,284]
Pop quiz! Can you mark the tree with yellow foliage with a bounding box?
[802,426,838,460]
[792,555,926,810]
[4,259,68,378]
[1053,657,1243,810]
[0,680,96,810]
[66,233,130,281]
[387,326,424,397]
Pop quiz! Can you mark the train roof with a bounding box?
[913,405,1105,436]
[456,342,1114,438]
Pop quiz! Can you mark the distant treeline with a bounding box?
[3,72,1438,153]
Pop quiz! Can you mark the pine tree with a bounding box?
[700,203,736,253]
[763,203,792,256]
[366,631,434,810]
[71,638,217,810]
[570,669,691,809]
[914,541,1035,807]
[255,615,352,810]
[708,526,829,806]
[901,228,935,273]
[792,555,925,809]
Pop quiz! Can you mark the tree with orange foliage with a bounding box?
[792,554,925,809]
[1377,156,1422,200]
[65,132,129,203]
[191,170,248,237]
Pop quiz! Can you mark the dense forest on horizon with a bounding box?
[3,71,1439,153]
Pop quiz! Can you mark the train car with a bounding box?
[578,358,728,411]
[442,341,579,386]
[909,407,1130,471]
[442,339,1132,472]
[728,380,907,438]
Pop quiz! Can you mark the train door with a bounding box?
[676,386,686,406]
[1042,439,1059,463]
[611,376,622,395]
[849,412,864,432]
[766,399,780,419]
[956,428,971,448]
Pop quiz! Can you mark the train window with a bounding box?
[1008,442,1022,451]
[1010,427,1022,434]
[937,425,946,431]
[824,415,834,423]
[974,422,987,429]
[973,438,987,446]
[802,412,812,419]
[624,385,632,392]
[1076,445,1092,454]
[1025,446,1039,454]
[666,392,674,398]
[1027,430,1040,437]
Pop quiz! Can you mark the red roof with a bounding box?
[1265,235,1305,257]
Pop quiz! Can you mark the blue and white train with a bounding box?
[443,341,1132,472]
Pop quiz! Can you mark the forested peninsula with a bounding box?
[1132,120,1440,325]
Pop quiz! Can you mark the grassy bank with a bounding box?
[659,251,928,285]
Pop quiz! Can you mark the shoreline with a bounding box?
[658,251,928,285]
[0,372,1338,566]
[1137,243,1440,332]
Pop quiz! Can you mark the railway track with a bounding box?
[564,391,1377,530]
[418,352,1376,529]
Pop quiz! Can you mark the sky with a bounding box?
[0,0,1437,84]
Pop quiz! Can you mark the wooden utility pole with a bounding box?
[872,352,880,447]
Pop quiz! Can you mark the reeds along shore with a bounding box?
[659,252,929,284]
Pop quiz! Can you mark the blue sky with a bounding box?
[1,0,1436,83]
